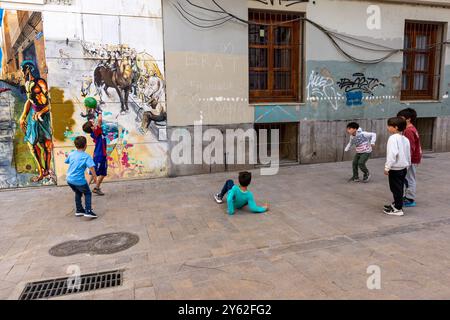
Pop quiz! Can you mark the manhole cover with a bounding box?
[49,232,139,257]
[19,270,123,300]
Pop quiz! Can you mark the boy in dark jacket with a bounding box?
[397,108,422,207]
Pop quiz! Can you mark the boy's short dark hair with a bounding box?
[238,171,252,187]
[397,108,417,124]
[387,117,407,132]
[347,122,360,130]
[74,136,87,149]
[82,121,93,134]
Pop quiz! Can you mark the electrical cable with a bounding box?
[325,29,397,51]
[211,0,250,25]
[185,0,228,15]
[178,0,450,64]
[304,17,400,63]
[176,0,229,22]
[329,33,397,52]
[208,0,397,62]
[171,1,233,28]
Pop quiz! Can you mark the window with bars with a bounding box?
[401,21,444,100]
[249,10,302,103]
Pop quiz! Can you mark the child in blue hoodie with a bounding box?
[214,171,269,215]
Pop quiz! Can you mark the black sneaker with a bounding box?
[348,177,360,183]
[214,193,223,204]
[383,205,404,216]
[84,211,98,219]
[75,209,85,217]
[363,174,371,183]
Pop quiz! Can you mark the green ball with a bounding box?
[84,97,98,109]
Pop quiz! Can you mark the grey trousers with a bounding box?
[404,164,417,201]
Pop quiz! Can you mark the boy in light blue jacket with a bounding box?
[214,171,269,215]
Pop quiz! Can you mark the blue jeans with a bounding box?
[68,183,92,212]
[219,180,235,199]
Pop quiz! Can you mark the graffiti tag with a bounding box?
[337,73,384,94]
[306,71,341,111]
[337,73,385,106]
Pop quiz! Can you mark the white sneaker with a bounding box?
[383,205,404,216]
[214,193,223,204]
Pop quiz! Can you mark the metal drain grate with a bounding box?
[19,270,123,300]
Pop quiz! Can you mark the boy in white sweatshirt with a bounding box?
[383,117,411,216]
[345,122,377,183]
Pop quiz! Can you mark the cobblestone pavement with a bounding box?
[1,153,450,300]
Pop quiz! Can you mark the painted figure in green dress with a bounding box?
[18,60,53,182]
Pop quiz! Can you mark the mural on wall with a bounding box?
[337,72,385,107]
[0,1,168,188]
[44,5,168,183]
[0,9,56,189]
[79,41,166,132]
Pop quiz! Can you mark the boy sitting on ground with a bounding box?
[214,171,269,215]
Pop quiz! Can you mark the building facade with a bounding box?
[0,0,449,188]
[163,0,450,176]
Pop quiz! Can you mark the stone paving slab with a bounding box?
[1,153,450,299]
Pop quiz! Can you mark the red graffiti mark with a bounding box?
[121,152,131,168]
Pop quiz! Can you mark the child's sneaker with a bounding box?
[383,205,404,216]
[75,209,85,217]
[348,177,360,183]
[214,193,223,204]
[84,211,98,219]
[93,188,105,196]
[363,174,371,183]
[404,199,416,207]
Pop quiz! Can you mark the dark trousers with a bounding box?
[219,180,235,198]
[352,153,371,178]
[389,169,407,210]
[68,183,92,212]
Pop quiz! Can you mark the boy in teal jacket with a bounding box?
[214,171,269,215]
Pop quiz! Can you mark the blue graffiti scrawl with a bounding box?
[337,73,385,107]
[346,91,363,106]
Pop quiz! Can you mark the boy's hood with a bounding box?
[352,128,363,136]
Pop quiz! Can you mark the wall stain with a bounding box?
[50,87,75,142]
